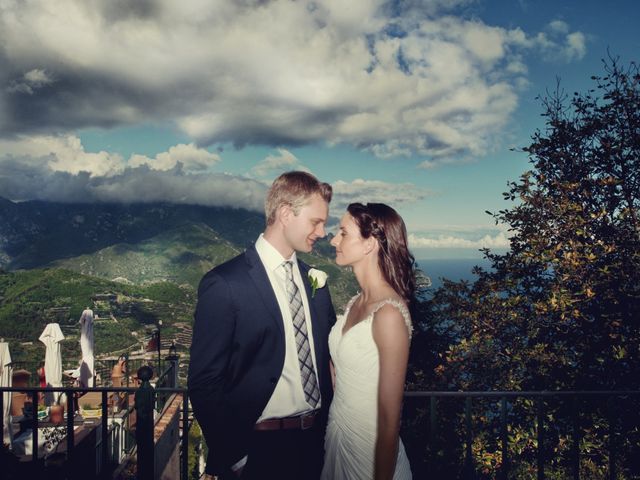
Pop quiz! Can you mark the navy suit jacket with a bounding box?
[188,244,336,475]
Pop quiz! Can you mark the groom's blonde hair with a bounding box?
[265,171,332,226]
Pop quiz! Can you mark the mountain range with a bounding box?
[0,198,264,269]
[0,197,357,367]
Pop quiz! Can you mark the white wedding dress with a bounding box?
[321,294,413,480]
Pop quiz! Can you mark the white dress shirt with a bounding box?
[233,234,324,472]
[255,233,322,421]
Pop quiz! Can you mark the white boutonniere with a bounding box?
[308,268,328,298]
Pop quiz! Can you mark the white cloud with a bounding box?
[564,32,587,61]
[128,143,220,172]
[0,0,588,167]
[409,231,511,249]
[91,169,266,209]
[7,68,54,94]
[512,20,587,62]
[331,178,431,212]
[250,148,304,177]
[0,134,265,209]
[548,20,569,34]
[0,134,125,177]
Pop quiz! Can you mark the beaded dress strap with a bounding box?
[370,298,413,340]
[342,293,361,318]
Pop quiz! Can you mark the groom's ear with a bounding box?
[278,204,292,225]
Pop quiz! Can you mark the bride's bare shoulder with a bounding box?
[371,299,412,339]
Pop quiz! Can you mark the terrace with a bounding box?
[2,352,184,480]
[2,353,639,480]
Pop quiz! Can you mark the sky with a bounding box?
[0,0,638,259]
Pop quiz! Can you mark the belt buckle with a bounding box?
[300,412,314,430]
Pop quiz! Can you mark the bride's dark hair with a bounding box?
[347,202,416,303]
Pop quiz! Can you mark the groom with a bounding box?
[188,171,336,480]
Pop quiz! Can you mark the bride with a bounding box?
[321,203,414,480]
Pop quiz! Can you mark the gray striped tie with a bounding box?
[283,261,320,408]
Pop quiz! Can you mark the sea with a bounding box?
[415,257,493,293]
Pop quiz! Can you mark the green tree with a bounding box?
[411,57,640,478]
[443,57,640,392]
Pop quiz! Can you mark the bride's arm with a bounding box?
[372,304,411,480]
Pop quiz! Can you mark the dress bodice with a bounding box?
[329,293,412,367]
[336,293,413,340]
[322,293,413,479]
[328,293,413,425]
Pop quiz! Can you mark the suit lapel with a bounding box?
[245,245,285,336]
[245,246,325,371]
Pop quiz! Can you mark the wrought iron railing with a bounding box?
[1,360,189,480]
[155,355,179,413]
[10,356,163,388]
[3,385,639,479]
[403,390,640,480]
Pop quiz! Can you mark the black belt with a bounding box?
[254,411,317,431]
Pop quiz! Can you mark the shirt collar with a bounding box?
[255,233,298,273]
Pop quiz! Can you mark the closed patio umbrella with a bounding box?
[39,323,65,406]
[79,308,95,387]
[0,340,12,445]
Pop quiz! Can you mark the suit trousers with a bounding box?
[228,426,325,480]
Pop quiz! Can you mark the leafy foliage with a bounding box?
[438,57,640,392]
[0,268,195,365]
[408,57,640,478]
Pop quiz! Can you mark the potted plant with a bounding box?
[80,402,102,418]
